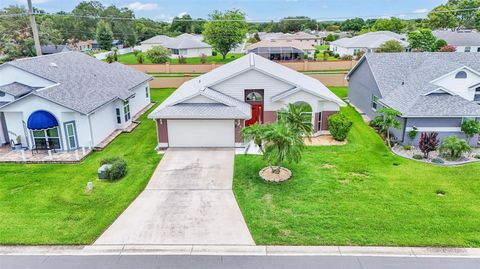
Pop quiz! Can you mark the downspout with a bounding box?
[87,114,94,148]
[401,117,407,143]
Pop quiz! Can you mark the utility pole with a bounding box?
[27,0,42,56]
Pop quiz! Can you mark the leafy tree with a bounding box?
[419,132,439,158]
[328,113,353,141]
[439,45,457,52]
[427,5,458,30]
[203,9,247,60]
[371,108,402,147]
[341,18,365,33]
[371,17,406,33]
[326,25,340,32]
[378,40,405,52]
[439,135,471,160]
[146,46,170,63]
[453,0,480,29]
[408,28,438,52]
[461,118,480,144]
[276,16,317,32]
[325,34,338,42]
[171,14,194,33]
[95,20,113,50]
[0,6,35,59]
[72,1,105,40]
[263,123,304,174]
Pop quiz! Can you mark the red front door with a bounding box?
[246,104,263,126]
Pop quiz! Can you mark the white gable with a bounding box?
[210,69,294,111]
[182,94,220,104]
[0,64,55,88]
[431,67,480,101]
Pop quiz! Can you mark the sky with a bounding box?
[2,0,448,22]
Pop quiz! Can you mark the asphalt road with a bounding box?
[1,255,480,269]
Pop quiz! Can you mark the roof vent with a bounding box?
[49,62,58,68]
[401,81,404,85]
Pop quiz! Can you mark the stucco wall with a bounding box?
[89,102,117,147]
[129,82,151,117]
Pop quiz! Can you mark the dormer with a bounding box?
[430,66,480,101]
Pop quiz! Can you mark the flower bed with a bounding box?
[392,145,480,165]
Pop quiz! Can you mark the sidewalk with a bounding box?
[2,245,480,258]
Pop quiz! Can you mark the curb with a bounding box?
[1,245,480,258]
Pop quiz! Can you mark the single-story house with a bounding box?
[433,30,480,52]
[148,53,346,148]
[247,40,316,60]
[92,39,123,50]
[41,44,71,55]
[253,32,322,46]
[0,51,152,150]
[330,31,409,56]
[347,52,480,146]
[136,33,212,58]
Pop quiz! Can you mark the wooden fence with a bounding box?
[129,60,357,74]
[150,73,348,88]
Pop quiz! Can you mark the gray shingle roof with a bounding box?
[331,31,408,49]
[354,52,480,117]
[40,44,70,54]
[140,34,211,49]
[4,52,151,114]
[150,103,249,119]
[0,82,35,97]
[433,30,480,46]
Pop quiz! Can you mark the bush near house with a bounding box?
[418,132,439,158]
[100,157,128,180]
[439,136,471,160]
[146,46,170,64]
[328,112,353,141]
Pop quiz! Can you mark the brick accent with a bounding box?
[156,119,168,143]
[235,120,244,143]
[321,111,338,131]
[263,111,277,123]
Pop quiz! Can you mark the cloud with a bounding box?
[126,2,159,11]
[413,8,429,14]
[177,11,188,17]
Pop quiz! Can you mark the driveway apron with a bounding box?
[94,148,255,245]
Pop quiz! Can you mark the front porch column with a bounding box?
[235,120,244,143]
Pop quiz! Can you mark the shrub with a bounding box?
[136,53,145,64]
[212,50,217,56]
[408,126,418,143]
[461,118,480,144]
[439,135,471,160]
[341,55,354,61]
[431,157,445,164]
[412,154,423,160]
[146,46,170,63]
[328,113,353,141]
[475,154,480,159]
[178,55,187,64]
[199,54,208,64]
[355,51,365,60]
[132,49,139,56]
[402,144,412,150]
[100,157,127,180]
[105,53,114,63]
[419,132,439,158]
[439,45,456,52]
[334,53,340,58]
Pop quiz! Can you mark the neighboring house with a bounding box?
[0,52,152,149]
[92,39,123,50]
[347,52,480,146]
[253,32,322,46]
[137,33,212,58]
[433,30,480,52]
[72,40,93,52]
[148,53,346,148]
[330,31,409,56]
[41,44,71,55]
[247,40,316,60]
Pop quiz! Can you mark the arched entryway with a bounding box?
[27,110,62,150]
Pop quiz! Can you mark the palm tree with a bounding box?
[263,123,304,174]
[278,103,313,137]
[241,123,266,154]
[372,108,402,147]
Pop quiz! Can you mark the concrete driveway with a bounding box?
[94,148,255,246]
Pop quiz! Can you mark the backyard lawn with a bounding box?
[233,87,480,247]
[0,88,175,244]
[117,52,244,65]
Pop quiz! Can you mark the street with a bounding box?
[1,255,480,269]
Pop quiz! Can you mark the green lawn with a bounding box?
[0,88,175,244]
[233,87,480,247]
[117,52,244,65]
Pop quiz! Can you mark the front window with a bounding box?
[32,127,61,150]
[465,46,471,52]
[371,95,379,111]
[475,87,480,102]
[116,108,121,124]
[455,71,467,79]
[317,112,322,131]
[145,87,149,98]
[124,101,131,122]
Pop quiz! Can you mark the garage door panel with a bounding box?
[168,120,235,147]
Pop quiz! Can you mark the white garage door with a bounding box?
[168,120,235,147]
